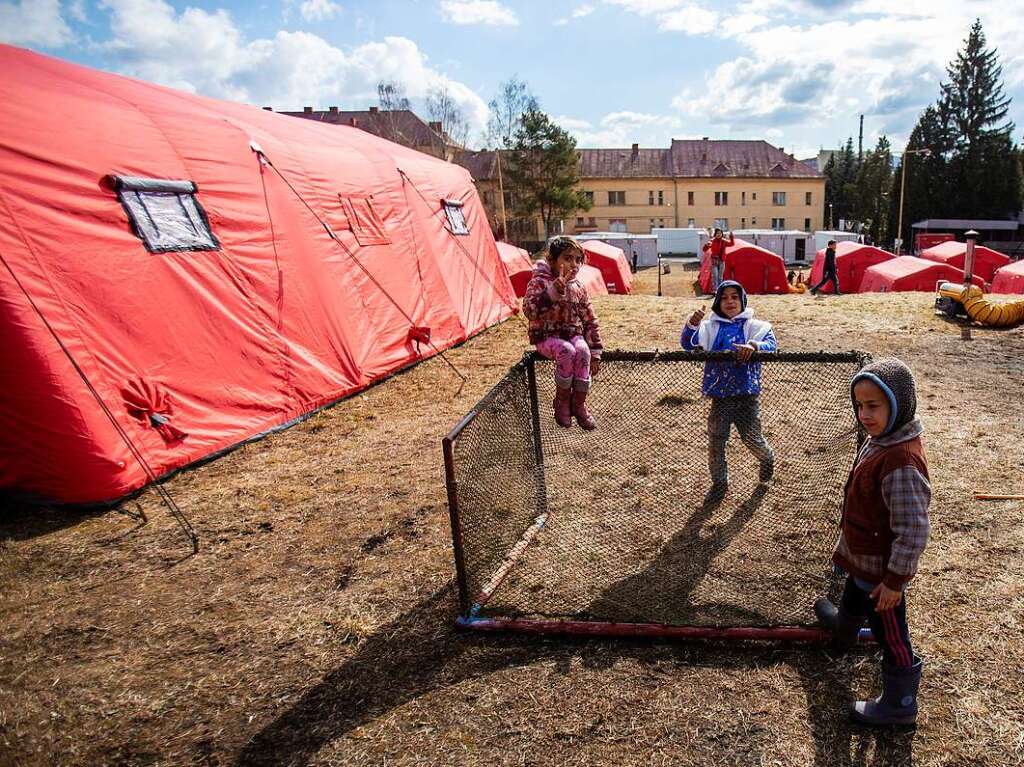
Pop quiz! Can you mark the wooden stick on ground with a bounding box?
[974,493,1024,500]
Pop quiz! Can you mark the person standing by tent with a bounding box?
[523,237,603,430]
[703,228,734,294]
[810,240,841,295]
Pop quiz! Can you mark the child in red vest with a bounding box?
[815,358,930,726]
[522,238,603,430]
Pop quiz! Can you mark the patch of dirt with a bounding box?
[1,284,1022,766]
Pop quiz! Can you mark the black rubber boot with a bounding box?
[703,482,728,507]
[851,657,923,726]
[814,598,864,647]
[759,457,775,483]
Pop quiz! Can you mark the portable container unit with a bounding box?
[652,227,704,257]
[733,230,814,263]
[571,232,658,268]
[813,230,862,252]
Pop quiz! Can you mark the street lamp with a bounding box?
[896,146,932,254]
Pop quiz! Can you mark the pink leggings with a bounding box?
[536,335,591,391]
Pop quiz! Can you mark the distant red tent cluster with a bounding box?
[0,45,517,505]
[699,239,788,295]
[919,241,1010,283]
[991,260,1024,294]
[809,242,895,294]
[498,242,607,298]
[860,256,986,293]
[581,240,633,294]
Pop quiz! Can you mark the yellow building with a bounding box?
[458,139,825,242]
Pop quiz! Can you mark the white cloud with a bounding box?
[299,0,340,22]
[554,111,684,147]
[572,3,596,17]
[720,12,768,35]
[94,0,490,139]
[0,0,73,47]
[659,5,718,33]
[68,0,89,23]
[439,0,518,26]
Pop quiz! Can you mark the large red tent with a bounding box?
[496,241,534,297]
[699,239,788,295]
[580,240,633,294]
[0,45,517,505]
[808,242,895,294]
[919,241,1010,283]
[991,260,1024,294]
[860,256,986,293]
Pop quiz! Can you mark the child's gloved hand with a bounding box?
[732,341,757,362]
[688,305,706,327]
[590,356,601,378]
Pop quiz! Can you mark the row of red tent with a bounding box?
[498,239,633,298]
[693,239,1022,296]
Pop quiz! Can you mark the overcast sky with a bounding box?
[3,0,1023,158]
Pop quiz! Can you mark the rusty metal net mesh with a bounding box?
[445,350,867,630]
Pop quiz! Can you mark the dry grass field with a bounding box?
[2,274,1023,766]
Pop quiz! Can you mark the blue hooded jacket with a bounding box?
[680,280,778,397]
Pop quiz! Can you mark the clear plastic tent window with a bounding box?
[110,176,220,253]
[443,199,470,235]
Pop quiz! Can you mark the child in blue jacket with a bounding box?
[681,280,777,505]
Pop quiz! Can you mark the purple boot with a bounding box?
[553,386,573,428]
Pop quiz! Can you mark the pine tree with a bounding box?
[939,20,1021,218]
[505,109,591,239]
[889,105,952,249]
[854,136,894,243]
[824,138,859,228]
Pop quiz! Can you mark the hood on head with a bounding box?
[712,280,747,317]
[851,357,918,437]
[533,258,553,277]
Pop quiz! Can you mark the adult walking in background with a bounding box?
[811,239,841,295]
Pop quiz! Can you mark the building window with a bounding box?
[658,218,665,227]
[804,218,812,231]
[741,191,746,207]
[741,217,746,229]
[658,190,664,206]
[687,191,695,206]
[608,191,626,206]
[587,217,596,226]
[649,191,655,205]
[771,218,785,230]
[714,191,728,206]
[583,190,594,205]
[805,191,812,206]
[772,192,786,206]
[752,192,757,201]
[650,218,656,226]
[577,217,585,227]
[503,191,512,207]
[751,217,757,226]
[714,218,729,230]
[108,175,219,253]
[443,199,470,235]
[609,218,627,233]
[687,218,696,227]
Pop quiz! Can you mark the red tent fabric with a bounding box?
[0,45,517,504]
[580,240,633,294]
[699,239,788,295]
[860,256,986,293]
[809,242,895,294]
[919,241,1010,282]
[507,260,608,299]
[496,242,534,297]
[991,260,1024,294]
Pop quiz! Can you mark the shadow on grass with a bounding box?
[234,486,914,767]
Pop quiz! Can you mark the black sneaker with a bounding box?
[703,482,728,507]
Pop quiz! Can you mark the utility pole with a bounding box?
[858,115,864,163]
[896,146,931,254]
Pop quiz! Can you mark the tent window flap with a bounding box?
[443,199,470,235]
[340,196,391,246]
[108,175,219,253]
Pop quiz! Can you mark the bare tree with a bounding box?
[376,81,412,145]
[426,85,469,149]
[486,76,539,149]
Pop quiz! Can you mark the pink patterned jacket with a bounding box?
[522,260,603,353]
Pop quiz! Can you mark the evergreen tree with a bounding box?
[854,136,894,243]
[824,138,858,227]
[505,109,591,239]
[939,20,1021,218]
[889,105,952,249]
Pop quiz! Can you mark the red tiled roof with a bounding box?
[280,108,447,150]
[667,139,820,178]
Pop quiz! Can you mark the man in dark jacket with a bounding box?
[810,240,840,295]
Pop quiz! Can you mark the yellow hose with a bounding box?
[937,282,1024,327]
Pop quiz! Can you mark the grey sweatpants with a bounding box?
[707,395,773,485]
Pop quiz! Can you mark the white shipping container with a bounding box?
[814,230,862,252]
[653,227,705,257]
[733,229,815,262]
